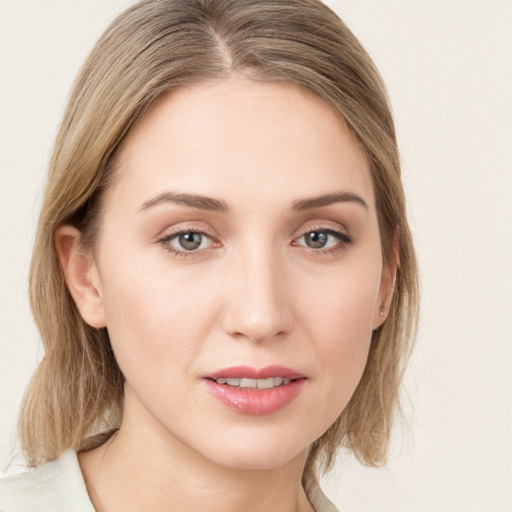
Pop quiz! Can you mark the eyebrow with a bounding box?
[139,191,229,213]
[139,190,368,214]
[292,191,368,211]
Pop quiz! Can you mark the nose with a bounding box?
[221,244,294,344]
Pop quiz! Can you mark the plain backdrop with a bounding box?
[1,1,511,511]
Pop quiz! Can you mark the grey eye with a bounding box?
[178,232,203,250]
[303,231,328,249]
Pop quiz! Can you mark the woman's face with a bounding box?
[82,76,392,470]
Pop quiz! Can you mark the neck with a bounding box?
[78,402,314,512]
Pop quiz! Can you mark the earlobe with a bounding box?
[54,225,107,328]
[372,230,400,330]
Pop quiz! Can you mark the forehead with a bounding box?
[110,75,374,212]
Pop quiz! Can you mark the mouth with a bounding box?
[212,377,292,389]
[205,365,306,381]
[203,366,307,415]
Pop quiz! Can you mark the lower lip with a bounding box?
[204,379,306,415]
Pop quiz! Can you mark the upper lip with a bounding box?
[205,365,306,381]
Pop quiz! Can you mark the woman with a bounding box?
[0,0,418,510]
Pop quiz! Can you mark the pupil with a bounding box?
[179,232,202,250]
[306,231,327,249]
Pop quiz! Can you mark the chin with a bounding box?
[193,428,311,472]
[211,448,307,472]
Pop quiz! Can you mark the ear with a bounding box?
[372,229,400,330]
[54,225,107,328]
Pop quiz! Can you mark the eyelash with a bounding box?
[156,227,353,259]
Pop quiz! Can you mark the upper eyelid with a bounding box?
[294,217,349,231]
[293,224,351,239]
[296,225,344,235]
[162,228,213,238]
[155,223,218,240]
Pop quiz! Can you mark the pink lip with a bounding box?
[203,365,307,416]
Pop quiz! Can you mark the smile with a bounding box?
[204,366,307,415]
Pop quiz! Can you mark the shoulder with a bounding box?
[0,450,94,512]
[0,456,62,512]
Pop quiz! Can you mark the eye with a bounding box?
[294,229,353,251]
[302,231,331,249]
[176,232,205,251]
[159,230,216,255]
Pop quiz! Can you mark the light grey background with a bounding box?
[1,1,511,511]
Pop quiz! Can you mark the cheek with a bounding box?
[300,256,381,343]
[297,260,380,414]
[97,254,220,386]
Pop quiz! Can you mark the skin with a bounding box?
[56,75,396,512]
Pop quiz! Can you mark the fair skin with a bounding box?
[56,75,395,512]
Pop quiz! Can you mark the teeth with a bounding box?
[256,378,276,389]
[240,378,257,388]
[214,377,292,389]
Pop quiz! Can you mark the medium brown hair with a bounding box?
[20,0,419,477]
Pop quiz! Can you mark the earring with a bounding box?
[379,307,385,318]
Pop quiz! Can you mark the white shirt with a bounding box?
[0,450,340,511]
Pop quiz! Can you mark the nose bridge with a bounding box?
[223,237,292,343]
